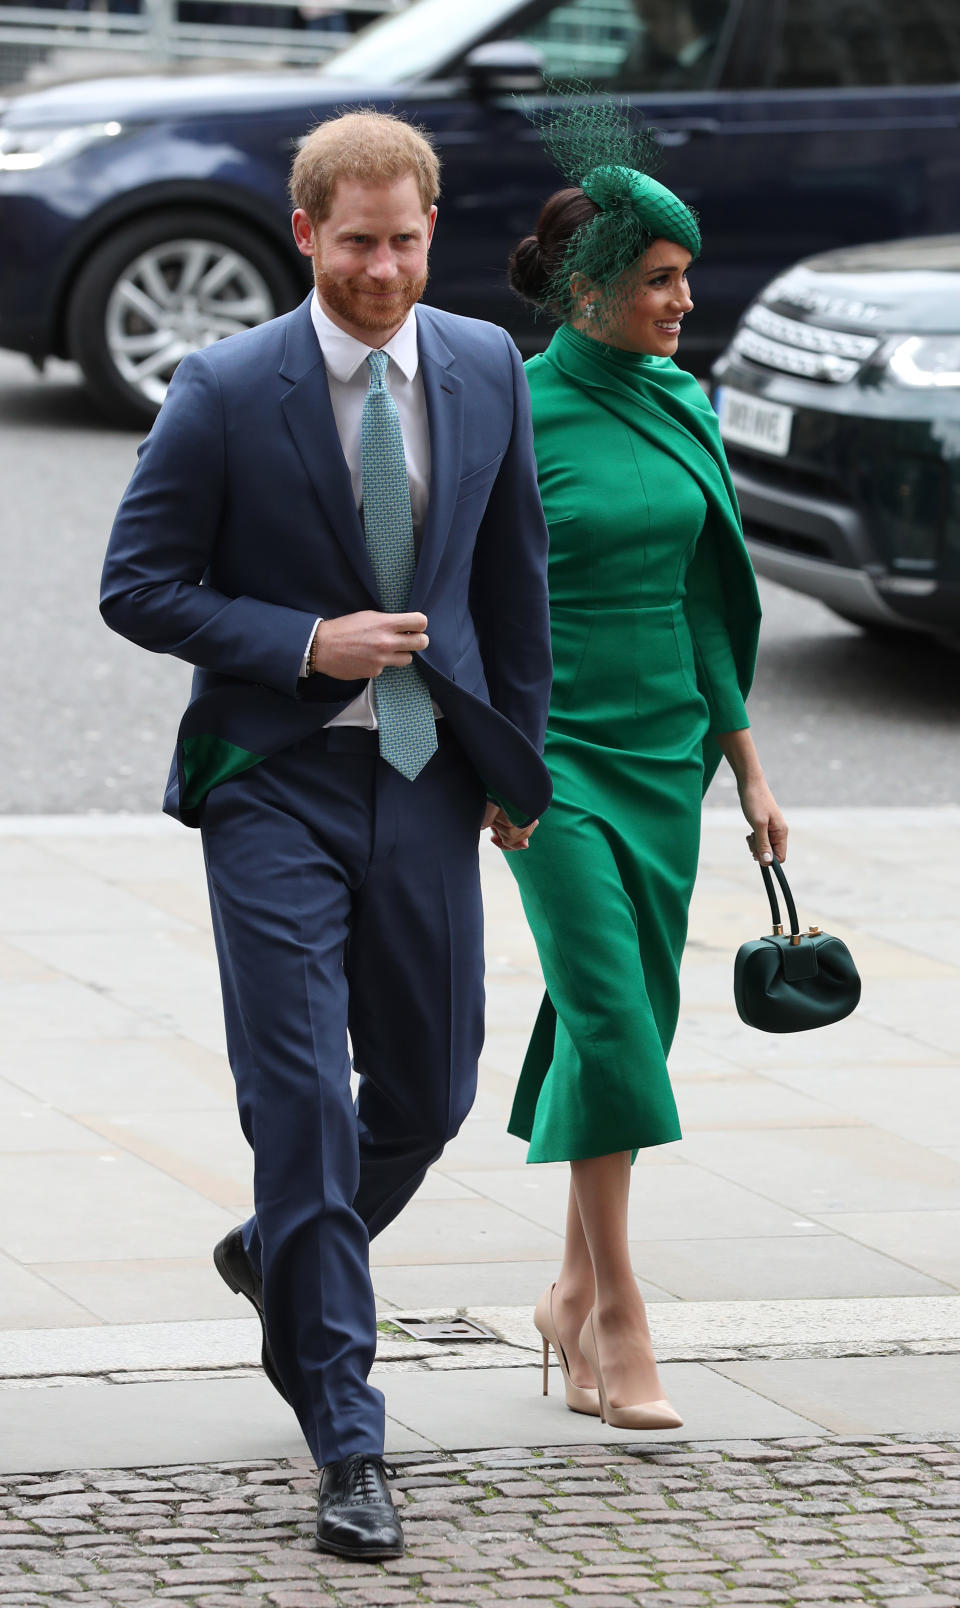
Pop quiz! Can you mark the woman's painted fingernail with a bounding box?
[762,851,773,863]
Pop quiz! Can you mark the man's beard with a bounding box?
[315,264,428,334]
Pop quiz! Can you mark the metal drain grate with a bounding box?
[390,1317,498,1342]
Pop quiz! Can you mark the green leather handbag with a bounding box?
[734,858,861,1033]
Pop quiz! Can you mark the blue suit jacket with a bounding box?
[101,296,553,826]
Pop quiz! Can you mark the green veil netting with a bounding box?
[522,88,702,331]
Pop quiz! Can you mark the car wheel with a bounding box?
[67,210,302,427]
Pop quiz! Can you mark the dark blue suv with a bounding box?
[1,0,959,424]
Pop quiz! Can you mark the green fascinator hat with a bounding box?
[521,90,701,327]
[582,165,701,261]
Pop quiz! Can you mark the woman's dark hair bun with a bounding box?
[508,234,549,304]
[508,188,602,316]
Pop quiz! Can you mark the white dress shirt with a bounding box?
[303,293,434,729]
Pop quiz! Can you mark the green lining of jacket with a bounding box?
[181,734,266,814]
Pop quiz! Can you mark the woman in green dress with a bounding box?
[502,142,788,1430]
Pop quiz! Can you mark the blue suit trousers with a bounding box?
[200,727,486,1465]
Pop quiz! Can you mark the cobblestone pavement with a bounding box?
[2,1438,960,1608]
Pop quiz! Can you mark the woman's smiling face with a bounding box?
[584,237,694,356]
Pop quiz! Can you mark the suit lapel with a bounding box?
[411,310,463,610]
[279,297,380,603]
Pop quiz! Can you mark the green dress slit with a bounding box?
[508,323,761,1164]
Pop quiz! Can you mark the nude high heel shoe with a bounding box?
[533,1285,601,1418]
[579,1309,683,1430]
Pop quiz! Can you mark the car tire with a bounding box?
[66,209,303,428]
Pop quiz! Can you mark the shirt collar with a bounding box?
[310,291,420,384]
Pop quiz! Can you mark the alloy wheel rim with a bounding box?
[104,238,274,405]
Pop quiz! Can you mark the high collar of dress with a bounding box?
[310,291,420,384]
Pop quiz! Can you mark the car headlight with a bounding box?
[0,120,123,171]
[886,335,960,388]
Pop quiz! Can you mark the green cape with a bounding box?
[541,322,761,790]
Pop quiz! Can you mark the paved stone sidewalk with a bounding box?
[3,1438,960,1608]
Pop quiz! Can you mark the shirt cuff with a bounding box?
[299,618,323,680]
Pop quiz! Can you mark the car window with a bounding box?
[771,0,960,88]
[321,0,523,80]
[516,0,736,91]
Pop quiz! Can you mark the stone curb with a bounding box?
[3,1297,960,1389]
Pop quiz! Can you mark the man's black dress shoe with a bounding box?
[213,1226,288,1403]
[316,1454,404,1560]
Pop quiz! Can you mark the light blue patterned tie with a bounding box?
[361,348,438,781]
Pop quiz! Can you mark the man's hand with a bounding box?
[482,801,538,852]
[311,612,429,681]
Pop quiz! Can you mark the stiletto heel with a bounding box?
[579,1310,683,1431]
[533,1284,601,1418]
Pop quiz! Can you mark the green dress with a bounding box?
[508,323,761,1164]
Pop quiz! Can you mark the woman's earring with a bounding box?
[585,302,597,321]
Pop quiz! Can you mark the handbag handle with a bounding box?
[759,857,802,942]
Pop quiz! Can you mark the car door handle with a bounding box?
[656,120,720,146]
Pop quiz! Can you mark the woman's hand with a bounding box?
[482,800,538,851]
[716,727,788,864]
[740,776,788,865]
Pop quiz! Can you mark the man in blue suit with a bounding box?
[101,111,552,1560]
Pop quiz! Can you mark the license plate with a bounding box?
[715,386,793,457]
